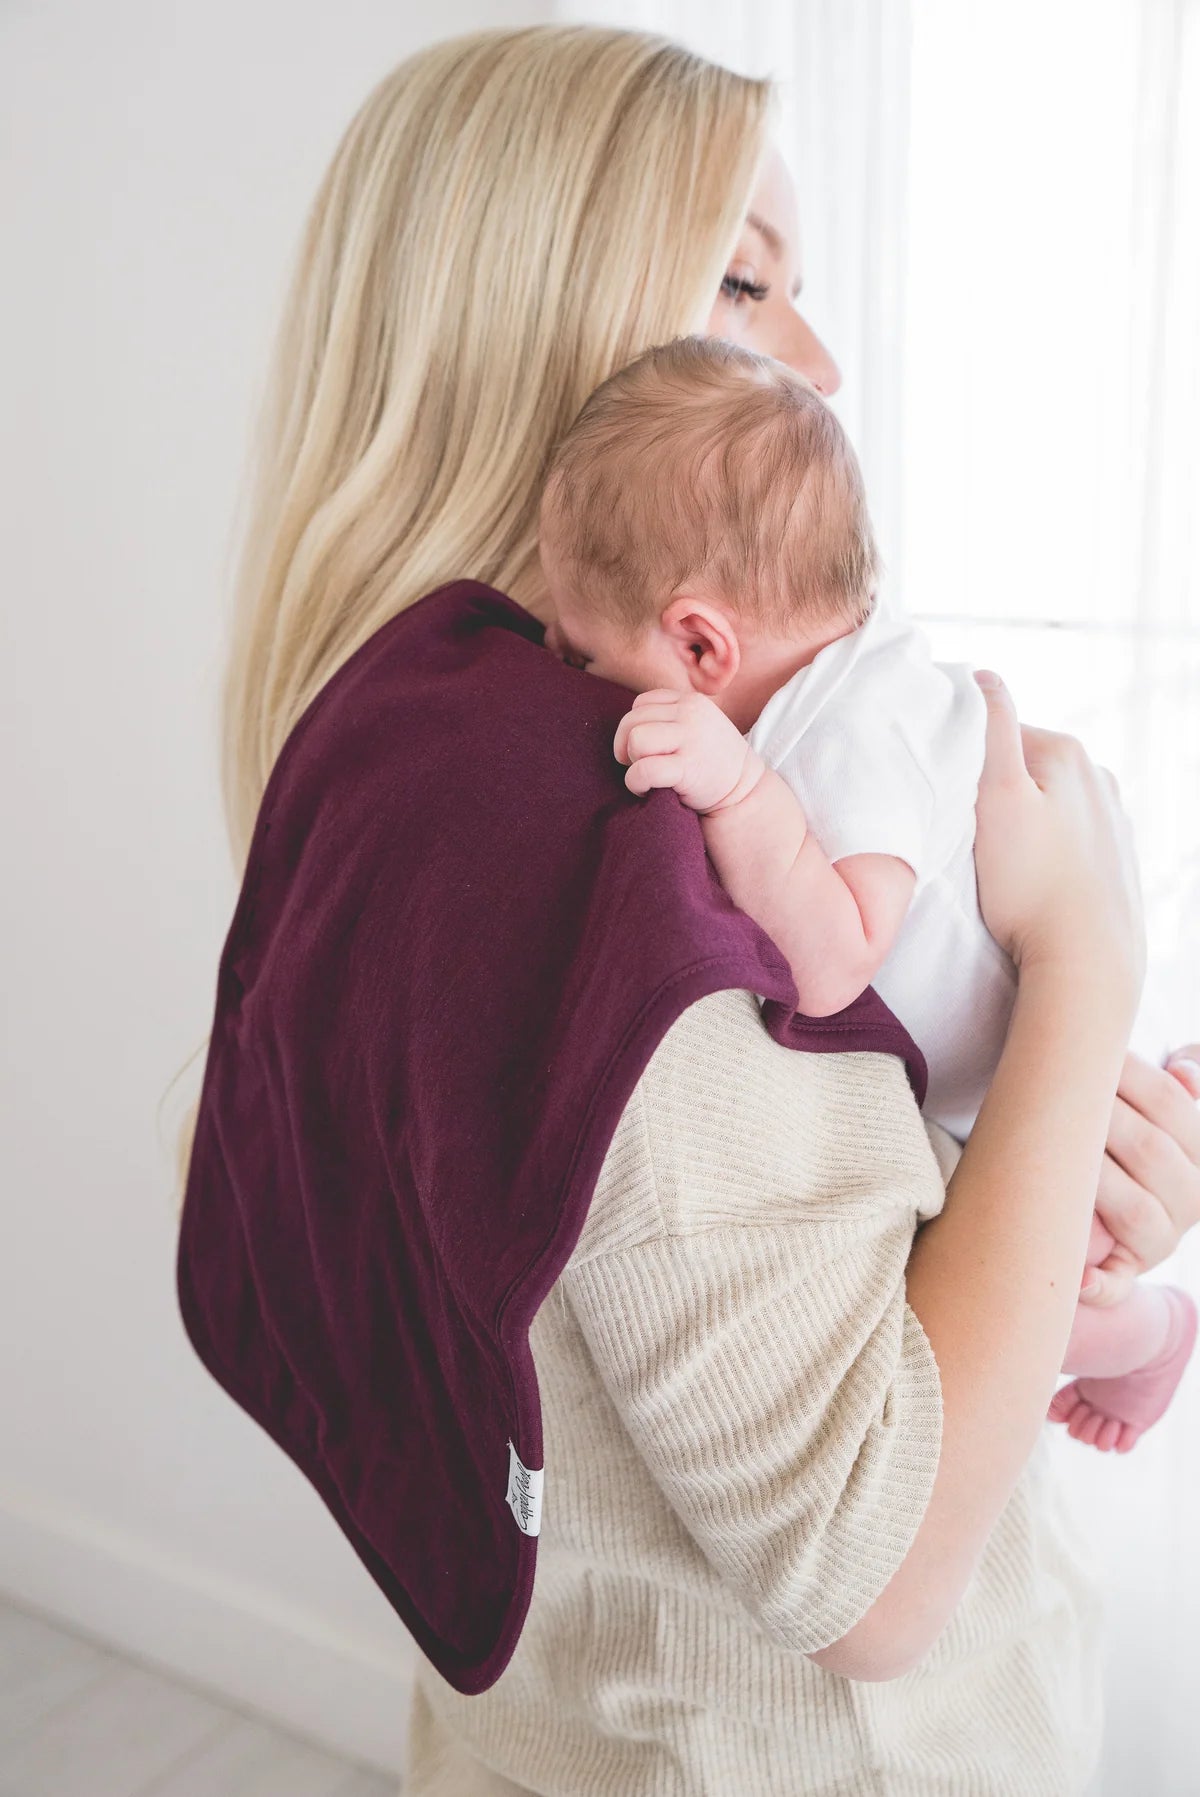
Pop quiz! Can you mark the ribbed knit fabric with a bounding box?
[402,989,1105,1795]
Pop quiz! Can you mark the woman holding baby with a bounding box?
[206,25,1200,1795]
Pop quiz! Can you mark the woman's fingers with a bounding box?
[1078,1256,1138,1308]
[1077,1203,1132,1310]
[972,670,1029,787]
[1165,1046,1200,1100]
[1091,1143,1171,1268]
[1085,1208,1117,1264]
[1117,1049,1200,1167]
[972,669,1077,795]
[1082,1048,1200,1293]
[1091,1092,1199,1272]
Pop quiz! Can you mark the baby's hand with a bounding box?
[613,689,763,814]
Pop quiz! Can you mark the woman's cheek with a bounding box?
[701,298,742,340]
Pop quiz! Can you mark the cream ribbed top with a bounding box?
[402,988,1104,1795]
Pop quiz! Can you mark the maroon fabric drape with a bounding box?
[175,580,927,1694]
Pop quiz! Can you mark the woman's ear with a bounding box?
[660,591,741,694]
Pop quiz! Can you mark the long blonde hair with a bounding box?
[167,25,772,1207]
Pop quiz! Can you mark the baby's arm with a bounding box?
[704,764,915,1016]
[613,689,916,1017]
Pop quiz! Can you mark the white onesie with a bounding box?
[746,599,1018,1144]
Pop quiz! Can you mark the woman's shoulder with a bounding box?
[569,986,947,1267]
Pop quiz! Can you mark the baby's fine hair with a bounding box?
[538,335,879,637]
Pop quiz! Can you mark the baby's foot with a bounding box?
[1048,1285,1198,1453]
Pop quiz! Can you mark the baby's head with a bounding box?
[538,335,878,722]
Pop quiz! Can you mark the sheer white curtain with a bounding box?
[555,2,1199,1787]
[900,8,1200,1795]
[553,0,912,569]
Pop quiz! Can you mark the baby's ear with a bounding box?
[661,590,740,693]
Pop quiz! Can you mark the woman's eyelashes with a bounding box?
[720,269,769,305]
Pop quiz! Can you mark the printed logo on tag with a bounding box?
[505,1438,544,1537]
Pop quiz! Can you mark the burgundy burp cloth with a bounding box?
[175,580,927,1694]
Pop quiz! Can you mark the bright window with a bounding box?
[899,0,1200,1071]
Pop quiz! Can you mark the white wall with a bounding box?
[0,0,549,1774]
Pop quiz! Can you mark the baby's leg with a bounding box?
[1049,1284,1198,1452]
[1061,1280,1174,1374]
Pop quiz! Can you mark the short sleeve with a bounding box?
[746,623,986,885]
[761,714,939,879]
[561,988,945,1659]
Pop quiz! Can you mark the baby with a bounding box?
[538,333,1197,1455]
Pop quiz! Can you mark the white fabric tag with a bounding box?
[505,1438,544,1537]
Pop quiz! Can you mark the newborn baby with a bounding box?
[538,333,1197,1455]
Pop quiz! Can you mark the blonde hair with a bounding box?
[539,334,879,637]
[166,25,772,1209]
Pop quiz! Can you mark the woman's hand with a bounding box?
[1078,1047,1200,1305]
[970,669,1145,1009]
[971,669,1200,1297]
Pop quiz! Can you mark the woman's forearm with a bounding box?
[811,959,1135,1680]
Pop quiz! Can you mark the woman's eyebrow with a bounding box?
[746,210,783,257]
[745,211,804,300]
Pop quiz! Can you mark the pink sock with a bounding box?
[1048,1285,1198,1453]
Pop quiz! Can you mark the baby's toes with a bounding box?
[1068,1403,1103,1445]
[1048,1383,1083,1424]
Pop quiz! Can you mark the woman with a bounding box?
[179,25,1200,1793]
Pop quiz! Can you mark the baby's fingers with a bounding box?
[614,697,680,764]
[619,719,683,766]
[625,754,682,796]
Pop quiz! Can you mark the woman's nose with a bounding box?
[797,324,841,398]
[807,341,842,398]
[777,314,842,397]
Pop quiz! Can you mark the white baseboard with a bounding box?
[0,1482,413,1775]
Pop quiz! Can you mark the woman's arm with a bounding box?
[811,671,1146,1680]
[809,958,1132,1679]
